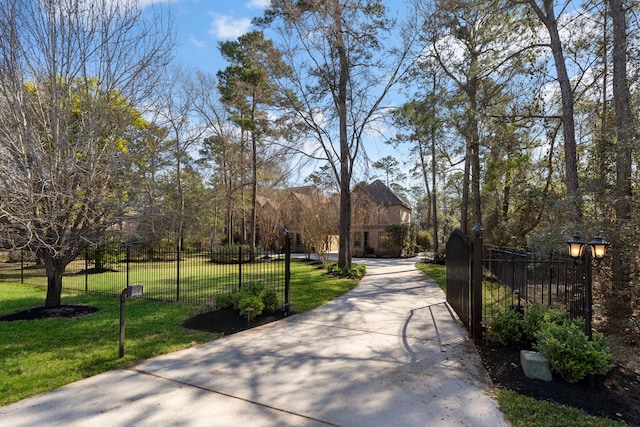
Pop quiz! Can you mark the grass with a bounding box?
[290,259,360,312]
[0,254,290,305]
[415,261,446,291]
[0,258,358,407]
[497,389,628,427]
[414,261,629,427]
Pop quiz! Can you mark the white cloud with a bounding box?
[189,37,206,48]
[208,13,252,40]
[246,0,270,8]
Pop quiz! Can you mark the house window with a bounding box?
[379,231,390,247]
[354,232,361,247]
[378,206,389,224]
[363,231,369,248]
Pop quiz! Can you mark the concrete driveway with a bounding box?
[0,257,509,426]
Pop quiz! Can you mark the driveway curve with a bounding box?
[0,257,509,427]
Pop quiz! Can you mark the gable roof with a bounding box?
[365,180,411,209]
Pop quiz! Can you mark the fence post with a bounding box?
[585,255,593,340]
[85,248,89,293]
[471,223,483,339]
[284,233,291,316]
[20,249,24,284]
[126,245,130,288]
[176,244,181,302]
[238,246,243,290]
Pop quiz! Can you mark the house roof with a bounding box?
[365,180,411,209]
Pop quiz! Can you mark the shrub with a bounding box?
[215,292,234,310]
[327,263,366,279]
[415,230,432,251]
[237,294,265,319]
[488,306,525,346]
[260,288,279,312]
[522,303,567,345]
[488,302,613,383]
[534,319,613,383]
[214,281,279,318]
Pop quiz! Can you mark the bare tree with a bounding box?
[153,67,208,252]
[0,0,173,307]
[298,188,336,264]
[258,0,416,269]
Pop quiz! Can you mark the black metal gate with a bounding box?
[445,227,593,340]
[445,227,484,339]
[445,229,471,329]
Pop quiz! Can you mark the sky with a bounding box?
[157,0,271,74]
[141,0,414,187]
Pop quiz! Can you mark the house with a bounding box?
[257,180,412,258]
[350,180,412,257]
[256,186,337,254]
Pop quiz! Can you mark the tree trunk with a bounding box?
[529,0,581,224]
[43,253,65,307]
[461,146,470,235]
[607,0,633,324]
[334,2,351,270]
[250,95,258,258]
[431,125,439,254]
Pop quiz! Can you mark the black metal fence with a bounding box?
[445,229,592,339]
[483,246,588,321]
[1,243,291,310]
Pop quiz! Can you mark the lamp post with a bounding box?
[566,232,609,339]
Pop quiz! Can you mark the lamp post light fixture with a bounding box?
[565,231,609,339]
[566,231,610,266]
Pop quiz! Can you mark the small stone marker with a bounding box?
[245,307,254,326]
[520,350,552,382]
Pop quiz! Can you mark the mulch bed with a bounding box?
[0,305,99,321]
[182,307,289,335]
[475,340,640,426]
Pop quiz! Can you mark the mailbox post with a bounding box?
[119,284,143,358]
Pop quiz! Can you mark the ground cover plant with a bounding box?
[416,261,640,426]
[0,258,358,407]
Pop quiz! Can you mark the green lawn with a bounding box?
[415,261,630,427]
[415,261,446,291]
[0,258,358,406]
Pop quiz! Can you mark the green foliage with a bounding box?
[488,302,570,347]
[386,223,415,256]
[534,319,613,383]
[215,281,278,318]
[522,302,567,345]
[327,263,366,279]
[215,292,234,310]
[487,302,612,383]
[260,287,279,311]
[415,230,433,251]
[488,305,525,346]
[237,294,264,318]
